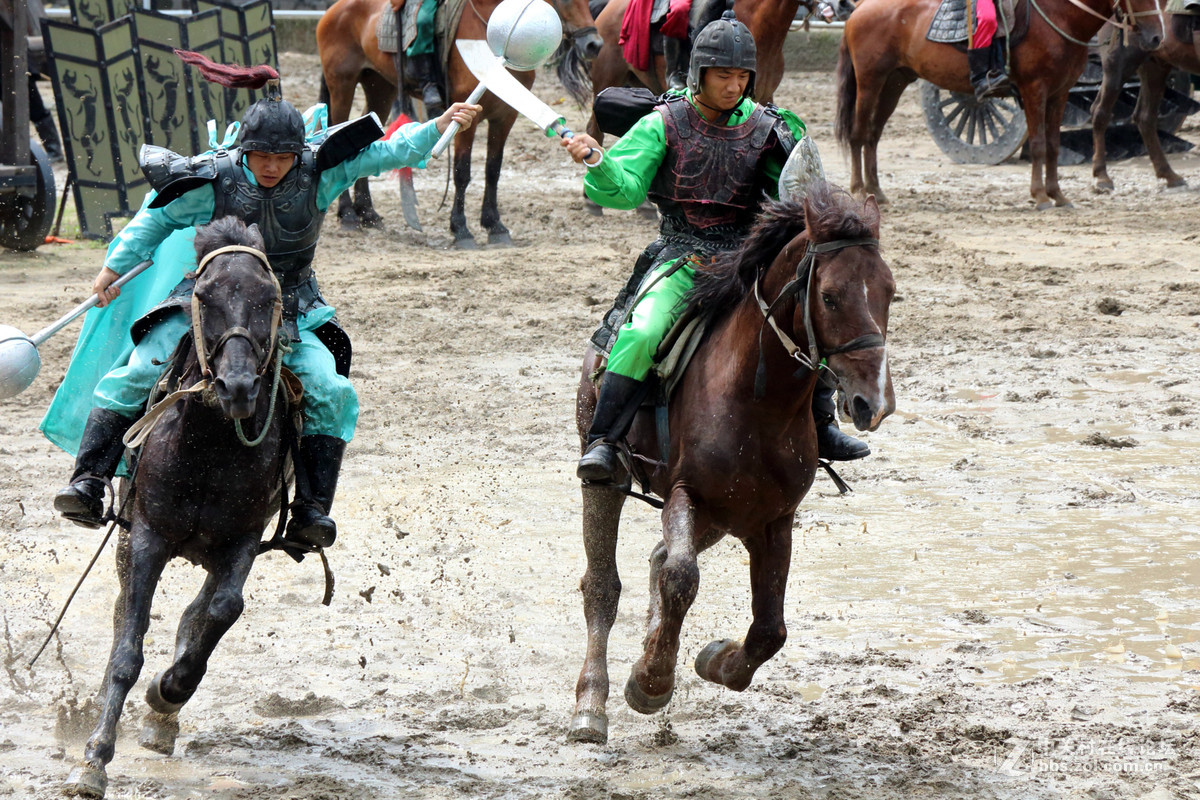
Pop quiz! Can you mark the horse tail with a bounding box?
[834,36,856,148]
[550,39,593,110]
[318,73,330,107]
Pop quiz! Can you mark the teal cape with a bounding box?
[38,190,196,464]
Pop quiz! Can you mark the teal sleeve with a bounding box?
[582,112,666,211]
[316,119,442,210]
[104,188,214,275]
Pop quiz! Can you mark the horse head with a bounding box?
[799,183,895,433]
[547,0,603,59]
[190,217,282,420]
[1114,0,1164,52]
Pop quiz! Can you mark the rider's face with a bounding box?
[244,151,297,188]
[698,68,751,109]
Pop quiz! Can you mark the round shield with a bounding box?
[486,0,563,71]
[0,325,41,400]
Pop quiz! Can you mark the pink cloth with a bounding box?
[972,0,997,48]
[662,0,691,40]
[620,0,655,70]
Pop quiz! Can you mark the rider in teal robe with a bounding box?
[47,73,481,551]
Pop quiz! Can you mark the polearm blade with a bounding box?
[455,39,575,140]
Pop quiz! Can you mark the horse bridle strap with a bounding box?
[1030,0,1160,47]
[190,245,283,380]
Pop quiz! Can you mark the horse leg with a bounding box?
[451,125,478,249]
[624,490,703,714]
[65,521,170,799]
[350,73,398,229]
[1133,58,1185,188]
[694,517,792,692]
[1022,84,1054,210]
[568,485,628,744]
[1090,45,1132,193]
[139,537,258,755]
[849,66,891,201]
[323,69,365,230]
[1043,91,1072,208]
[481,114,517,246]
[862,72,911,204]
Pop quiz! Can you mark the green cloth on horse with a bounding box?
[39,194,196,464]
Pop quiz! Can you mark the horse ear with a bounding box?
[862,194,881,233]
[245,222,265,248]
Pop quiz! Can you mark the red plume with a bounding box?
[173,49,279,90]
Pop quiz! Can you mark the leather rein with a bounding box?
[1031,0,1163,47]
[124,245,287,450]
[752,236,884,400]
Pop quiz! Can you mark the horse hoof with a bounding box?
[64,763,107,798]
[339,215,361,232]
[145,671,186,714]
[453,236,478,250]
[694,639,739,683]
[358,212,384,229]
[1092,180,1114,194]
[583,201,604,217]
[566,711,608,744]
[139,710,180,755]
[635,204,658,222]
[1035,201,1054,211]
[1166,178,1187,190]
[624,673,672,715]
[488,230,513,247]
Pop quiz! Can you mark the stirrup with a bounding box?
[53,479,112,529]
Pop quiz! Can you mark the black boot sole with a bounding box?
[53,493,104,529]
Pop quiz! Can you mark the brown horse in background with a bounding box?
[836,0,1164,210]
[583,0,855,141]
[317,0,602,247]
[1091,14,1200,191]
[567,183,895,745]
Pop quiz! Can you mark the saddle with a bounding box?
[376,0,470,72]
[927,0,1020,44]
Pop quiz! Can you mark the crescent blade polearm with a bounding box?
[455,39,575,140]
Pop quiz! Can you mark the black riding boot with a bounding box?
[813,382,870,462]
[409,53,446,119]
[285,435,346,550]
[53,409,135,528]
[33,113,64,163]
[968,42,1011,102]
[664,36,691,91]
[577,373,646,483]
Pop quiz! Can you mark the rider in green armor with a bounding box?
[563,11,870,484]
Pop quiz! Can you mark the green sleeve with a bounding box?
[104,188,214,276]
[582,111,667,211]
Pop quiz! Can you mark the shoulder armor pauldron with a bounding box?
[141,144,225,209]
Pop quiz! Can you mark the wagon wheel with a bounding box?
[0,140,56,252]
[920,80,1028,166]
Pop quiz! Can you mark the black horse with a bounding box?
[65,217,293,799]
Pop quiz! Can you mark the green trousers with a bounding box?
[606,256,694,380]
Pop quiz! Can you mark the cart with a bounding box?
[0,0,57,250]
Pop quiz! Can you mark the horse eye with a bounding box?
[822,293,838,309]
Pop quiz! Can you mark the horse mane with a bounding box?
[192,216,265,264]
[688,182,880,320]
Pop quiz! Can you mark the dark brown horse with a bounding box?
[836,0,1165,210]
[1091,14,1200,190]
[64,218,292,799]
[583,0,854,141]
[317,0,602,247]
[567,183,895,744]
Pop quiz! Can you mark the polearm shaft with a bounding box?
[430,83,489,159]
[30,260,152,347]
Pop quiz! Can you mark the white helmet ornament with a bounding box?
[486,0,564,71]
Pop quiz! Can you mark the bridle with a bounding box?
[191,245,283,381]
[752,236,884,399]
[1031,0,1163,47]
[124,244,286,450]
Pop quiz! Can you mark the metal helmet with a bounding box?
[238,94,305,155]
[687,10,757,100]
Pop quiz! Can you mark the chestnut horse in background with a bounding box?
[583,0,855,140]
[836,0,1164,210]
[1091,13,1200,191]
[317,0,602,247]
[567,183,895,744]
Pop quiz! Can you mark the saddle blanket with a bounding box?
[927,0,1017,43]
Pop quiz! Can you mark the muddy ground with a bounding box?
[1,52,1198,800]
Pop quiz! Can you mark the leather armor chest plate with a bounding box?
[214,149,323,279]
[647,97,778,230]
